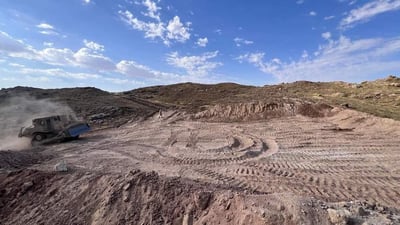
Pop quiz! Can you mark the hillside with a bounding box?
[125,75,400,120]
[2,76,399,124]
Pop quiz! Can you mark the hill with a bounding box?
[125,75,400,120]
[2,76,399,124]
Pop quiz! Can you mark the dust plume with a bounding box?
[0,96,75,150]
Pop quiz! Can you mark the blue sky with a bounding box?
[0,0,400,91]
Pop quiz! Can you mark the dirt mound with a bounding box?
[193,101,334,121]
[2,169,397,225]
[0,169,316,225]
[0,169,212,225]
[0,149,52,171]
[328,109,400,135]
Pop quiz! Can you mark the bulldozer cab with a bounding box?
[31,115,70,132]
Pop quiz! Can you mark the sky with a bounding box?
[0,0,400,92]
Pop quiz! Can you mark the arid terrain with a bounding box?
[1,76,400,225]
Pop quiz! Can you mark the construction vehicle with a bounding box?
[18,115,90,145]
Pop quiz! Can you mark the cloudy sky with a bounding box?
[1,0,400,91]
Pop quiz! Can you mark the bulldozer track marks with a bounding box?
[157,135,271,166]
[102,117,400,208]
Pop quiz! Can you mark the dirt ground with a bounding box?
[1,107,400,225]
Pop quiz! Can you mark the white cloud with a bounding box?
[166,16,191,43]
[237,52,266,67]
[83,39,105,52]
[322,32,332,40]
[18,67,100,80]
[301,50,309,59]
[119,10,165,40]
[36,23,54,30]
[119,10,148,31]
[39,30,59,36]
[27,75,51,82]
[234,37,254,47]
[116,60,155,78]
[324,15,335,20]
[1,30,220,86]
[340,0,400,29]
[0,31,33,54]
[43,42,54,47]
[29,46,114,72]
[196,37,208,47]
[104,77,144,85]
[0,31,114,71]
[116,60,185,82]
[38,48,75,65]
[36,23,59,36]
[1,76,17,82]
[118,9,191,45]
[349,0,357,5]
[237,35,400,82]
[341,0,358,5]
[104,77,128,85]
[73,48,115,71]
[166,51,222,76]
[309,11,317,16]
[296,0,305,4]
[8,63,25,68]
[142,0,161,21]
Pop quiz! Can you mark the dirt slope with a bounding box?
[0,169,333,225]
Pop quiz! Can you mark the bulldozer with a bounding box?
[18,115,90,145]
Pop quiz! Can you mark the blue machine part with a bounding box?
[67,124,90,137]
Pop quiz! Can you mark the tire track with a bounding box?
[112,116,400,209]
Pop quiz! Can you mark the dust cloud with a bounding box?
[0,96,75,150]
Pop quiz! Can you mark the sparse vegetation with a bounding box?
[126,76,400,120]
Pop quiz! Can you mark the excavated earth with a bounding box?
[1,84,400,225]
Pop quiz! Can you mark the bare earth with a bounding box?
[42,109,400,205]
[2,108,399,224]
